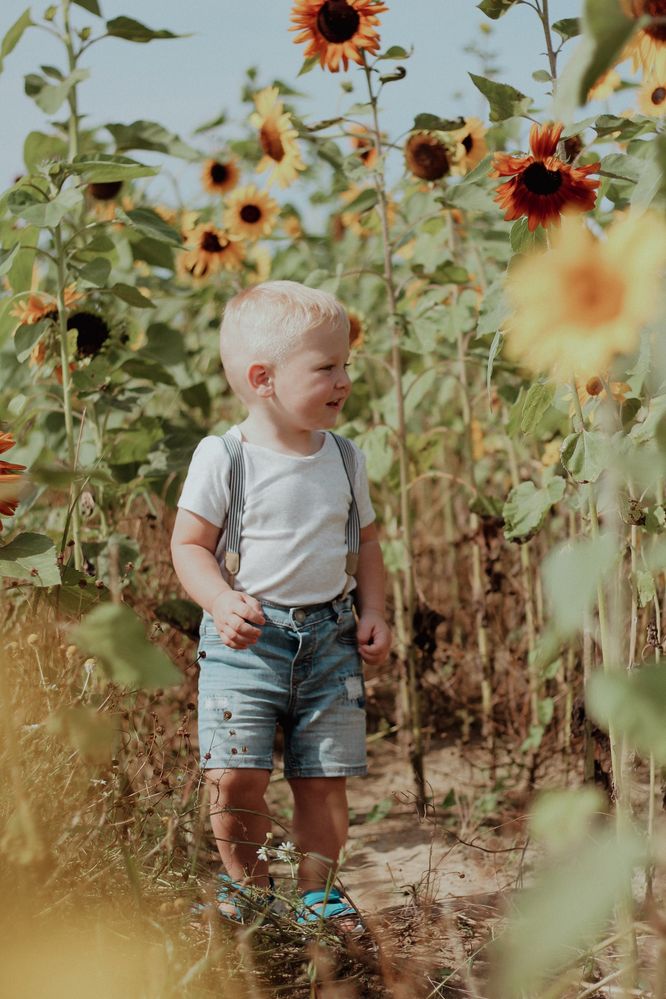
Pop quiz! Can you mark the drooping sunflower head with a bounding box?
[290,0,389,72]
[180,222,245,279]
[249,87,306,189]
[67,311,112,359]
[450,117,488,175]
[490,122,601,231]
[348,308,366,350]
[224,185,280,241]
[405,132,451,181]
[349,124,377,168]
[621,0,666,72]
[202,157,240,196]
[11,285,82,327]
[87,181,123,202]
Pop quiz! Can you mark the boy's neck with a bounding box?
[237,414,324,457]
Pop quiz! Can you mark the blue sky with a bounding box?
[1,0,586,201]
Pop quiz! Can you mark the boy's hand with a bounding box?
[211,591,265,649]
[356,610,391,666]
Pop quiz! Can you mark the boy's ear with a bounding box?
[247,362,273,397]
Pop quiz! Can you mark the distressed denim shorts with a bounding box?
[197,594,367,778]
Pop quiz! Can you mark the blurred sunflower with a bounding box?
[621,0,666,73]
[0,433,26,531]
[588,68,622,101]
[245,244,272,285]
[181,222,244,278]
[638,71,666,114]
[503,212,666,380]
[67,312,112,359]
[349,124,377,168]
[450,117,488,175]
[249,87,306,189]
[225,185,280,241]
[11,285,81,326]
[290,0,388,72]
[490,122,600,231]
[87,181,123,202]
[405,132,451,181]
[347,309,366,349]
[202,157,239,195]
[282,213,303,239]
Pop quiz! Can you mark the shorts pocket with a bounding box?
[336,609,358,646]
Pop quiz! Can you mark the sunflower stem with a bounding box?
[534,0,558,83]
[361,52,426,813]
[61,0,80,160]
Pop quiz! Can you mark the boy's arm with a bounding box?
[170,508,264,647]
[354,522,391,666]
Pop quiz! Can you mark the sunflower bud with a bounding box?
[78,26,92,41]
[585,377,604,397]
[44,5,57,21]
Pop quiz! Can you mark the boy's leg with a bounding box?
[205,767,272,887]
[288,775,349,892]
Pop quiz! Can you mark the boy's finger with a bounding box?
[239,594,265,624]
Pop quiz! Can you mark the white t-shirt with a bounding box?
[177,426,375,605]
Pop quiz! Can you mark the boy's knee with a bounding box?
[205,767,270,804]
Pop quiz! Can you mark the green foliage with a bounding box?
[25,68,90,115]
[542,534,617,636]
[46,705,118,762]
[0,9,32,74]
[105,121,200,161]
[69,152,158,183]
[8,186,83,228]
[561,430,608,483]
[0,532,60,586]
[588,664,666,763]
[503,477,565,542]
[468,74,531,122]
[104,17,183,43]
[530,787,605,851]
[477,0,521,19]
[71,603,181,689]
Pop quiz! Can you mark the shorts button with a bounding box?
[294,609,306,624]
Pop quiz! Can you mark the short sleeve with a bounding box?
[176,436,231,528]
[350,441,376,529]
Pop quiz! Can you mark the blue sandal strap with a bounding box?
[298,887,361,925]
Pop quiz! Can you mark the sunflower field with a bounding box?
[2,0,666,995]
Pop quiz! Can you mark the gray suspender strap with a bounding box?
[328,432,361,578]
[219,431,244,583]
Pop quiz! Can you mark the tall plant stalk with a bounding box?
[362,55,425,809]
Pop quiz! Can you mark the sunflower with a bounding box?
[224,185,280,241]
[67,311,111,358]
[249,87,306,189]
[0,433,26,531]
[587,68,622,101]
[282,213,303,239]
[638,71,666,115]
[11,285,81,327]
[405,132,452,181]
[87,181,123,202]
[180,222,245,278]
[347,309,366,349]
[450,117,488,175]
[621,0,666,73]
[202,157,240,195]
[349,124,378,168]
[503,212,666,380]
[290,0,388,72]
[245,244,272,285]
[490,122,601,232]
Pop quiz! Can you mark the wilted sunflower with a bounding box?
[347,308,366,349]
[290,0,388,72]
[490,122,600,232]
[11,285,81,327]
[180,222,245,278]
[224,185,279,241]
[202,157,240,196]
[503,212,666,380]
[349,124,378,168]
[249,87,305,190]
[638,71,666,114]
[405,132,451,181]
[67,311,111,359]
[451,117,488,175]
[621,0,666,73]
[0,432,26,531]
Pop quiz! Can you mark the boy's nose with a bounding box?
[336,368,352,390]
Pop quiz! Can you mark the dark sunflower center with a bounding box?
[260,124,285,162]
[462,134,473,153]
[640,0,666,40]
[652,86,666,104]
[201,231,223,253]
[210,163,229,184]
[521,161,563,196]
[67,312,110,358]
[87,180,123,201]
[240,204,262,224]
[316,0,361,43]
[407,136,450,180]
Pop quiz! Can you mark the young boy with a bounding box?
[170,280,391,927]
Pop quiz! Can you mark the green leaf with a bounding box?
[377,45,411,60]
[552,17,581,40]
[554,0,635,120]
[478,0,520,18]
[74,257,111,287]
[636,569,656,609]
[543,534,617,636]
[343,188,378,213]
[0,532,60,587]
[70,603,180,690]
[8,185,83,227]
[520,382,556,435]
[117,206,182,246]
[411,113,465,132]
[0,244,19,276]
[25,68,90,115]
[105,16,183,42]
[23,130,68,172]
[486,330,503,396]
[469,73,531,122]
[193,110,227,134]
[510,217,547,253]
[14,319,51,363]
[357,425,394,483]
[121,357,176,386]
[529,787,606,851]
[68,152,158,182]
[561,429,607,483]
[588,665,666,763]
[532,69,553,83]
[108,282,155,308]
[46,705,118,762]
[297,56,319,76]
[503,477,566,542]
[105,120,199,161]
[0,9,33,74]
[107,419,164,464]
[72,0,101,14]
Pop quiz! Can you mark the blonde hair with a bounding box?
[219,280,350,398]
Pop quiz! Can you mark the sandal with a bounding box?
[193,874,275,924]
[296,887,365,935]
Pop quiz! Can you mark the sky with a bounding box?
[0,0,585,203]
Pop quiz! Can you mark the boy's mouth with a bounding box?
[326,398,344,409]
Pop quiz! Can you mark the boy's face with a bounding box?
[268,321,352,431]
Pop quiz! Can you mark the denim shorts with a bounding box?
[197,594,367,778]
